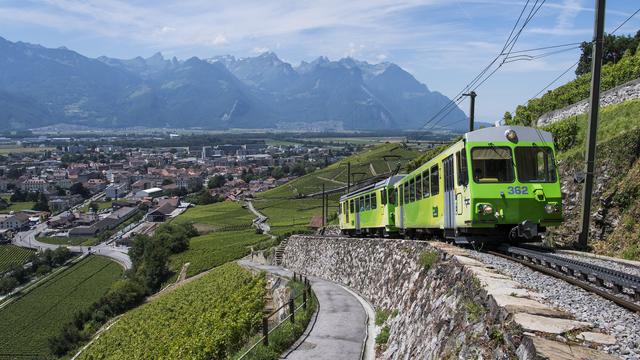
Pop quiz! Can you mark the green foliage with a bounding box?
[375,309,391,326]
[0,244,34,273]
[0,247,74,295]
[0,256,122,358]
[79,263,265,360]
[576,31,640,76]
[419,250,440,270]
[376,326,390,345]
[463,300,486,322]
[406,143,451,172]
[511,47,640,126]
[622,244,640,260]
[207,174,227,189]
[489,327,504,344]
[543,116,579,151]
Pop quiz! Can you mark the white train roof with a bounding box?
[465,125,553,143]
[339,175,405,201]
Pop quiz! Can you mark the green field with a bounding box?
[254,143,422,235]
[80,200,113,213]
[0,145,55,155]
[79,263,265,360]
[172,202,273,276]
[0,195,35,214]
[0,245,35,273]
[36,236,98,246]
[0,256,122,358]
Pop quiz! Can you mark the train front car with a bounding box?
[463,125,563,242]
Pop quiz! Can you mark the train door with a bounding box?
[355,198,361,232]
[399,185,404,229]
[443,155,455,229]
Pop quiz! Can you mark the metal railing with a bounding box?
[238,272,313,359]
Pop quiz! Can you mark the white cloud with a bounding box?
[376,54,388,61]
[252,46,269,54]
[161,26,176,33]
[212,34,229,45]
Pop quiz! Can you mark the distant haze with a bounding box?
[0,37,466,131]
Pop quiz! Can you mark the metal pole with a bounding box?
[303,288,307,309]
[322,184,325,227]
[262,317,269,346]
[462,91,476,131]
[578,0,606,249]
[325,193,329,224]
[289,299,295,323]
[347,162,351,194]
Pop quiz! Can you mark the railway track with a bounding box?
[490,246,640,313]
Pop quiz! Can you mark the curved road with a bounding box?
[12,219,132,270]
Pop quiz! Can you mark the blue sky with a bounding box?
[0,0,638,123]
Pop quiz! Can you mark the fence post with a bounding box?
[303,288,307,310]
[289,299,295,323]
[262,316,269,346]
[293,272,297,281]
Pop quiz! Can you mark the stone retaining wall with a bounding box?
[536,77,640,126]
[283,235,617,360]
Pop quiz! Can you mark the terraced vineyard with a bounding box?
[172,201,273,276]
[0,245,35,273]
[254,143,422,235]
[79,263,265,360]
[0,256,122,358]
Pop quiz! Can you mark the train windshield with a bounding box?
[471,147,514,183]
[515,146,557,183]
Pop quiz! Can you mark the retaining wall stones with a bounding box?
[536,77,640,127]
[283,235,617,360]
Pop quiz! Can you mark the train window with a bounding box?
[372,193,377,209]
[409,178,415,203]
[430,165,439,195]
[350,200,354,213]
[416,174,423,199]
[389,189,396,205]
[457,150,469,186]
[364,195,370,211]
[471,147,514,183]
[422,170,430,198]
[515,147,557,183]
[381,189,387,205]
[399,187,403,205]
[403,182,409,204]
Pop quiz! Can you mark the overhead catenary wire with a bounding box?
[610,7,640,35]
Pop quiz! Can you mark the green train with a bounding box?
[338,126,563,243]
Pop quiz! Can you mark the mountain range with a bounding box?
[0,36,467,131]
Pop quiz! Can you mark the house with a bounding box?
[146,197,180,222]
[69,206,138,237]
[105,183,129,199]
[0,212,30,230]
[20,178,49,193]
[134,187,163,199]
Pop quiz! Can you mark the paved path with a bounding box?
[238,260,371,360]
[245,200,272,235]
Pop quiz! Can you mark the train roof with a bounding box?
[465,125,553,143]
[339,175,405,201]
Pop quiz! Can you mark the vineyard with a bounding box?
[171,202,273,277]
[0,245,34,273]
[79,263,265,360]
[0,256,122,358]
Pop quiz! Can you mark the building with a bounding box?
[134,187,163,199]
[0,212,30,230]
[105,183,129,199]
[69,206,138,237]
[20,178,49,193]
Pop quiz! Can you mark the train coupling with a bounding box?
[510,220,538,241]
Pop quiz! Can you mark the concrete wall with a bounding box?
[536,77,640,126]
[282,236,518,359]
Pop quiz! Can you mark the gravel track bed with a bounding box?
[470,250,640,360]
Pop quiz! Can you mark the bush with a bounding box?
[376,326,390,345]
[375,309,391,326]
[419,250,439,269]
[544,116,579,151]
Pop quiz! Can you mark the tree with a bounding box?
[32,192,50,212]
[70,182,90,199]
[576,31,640,76]
[88,202,99,213]
[503,111,513,125]
[207,175,226,189]
[10,189,25,202]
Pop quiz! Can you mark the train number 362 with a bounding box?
[507,186,529,195]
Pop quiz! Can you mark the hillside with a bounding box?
[253,142,423,235]
[542,99,640,259]
[0,37,466,131]
[508,45,640,126]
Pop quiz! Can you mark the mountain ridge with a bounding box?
[0,36,466,131]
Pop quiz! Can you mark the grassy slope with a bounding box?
[0,195,34,214]
[0,256,122,358]
[171,201,272,277]
[79,263,265,360]
[254,143,422,235]
[542,99,640,259]
[0,245,35,273]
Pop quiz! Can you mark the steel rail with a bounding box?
[488,249,640,313]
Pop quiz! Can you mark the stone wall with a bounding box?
[283,236,519,359]
[536,77,640,126]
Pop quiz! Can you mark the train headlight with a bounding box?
[544,203,559,214]
[482,204,494,215]
[505,129,518,142]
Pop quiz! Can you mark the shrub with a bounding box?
[543,116,579,151]
[376,326,390,345]
[419,250,440,269]
[375,309,390,326]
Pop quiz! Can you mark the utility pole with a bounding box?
[462,91,476,131]
[347,162,351,194]
[325,192,329,224]
[321,184,325,227]
[578,0,606,249]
